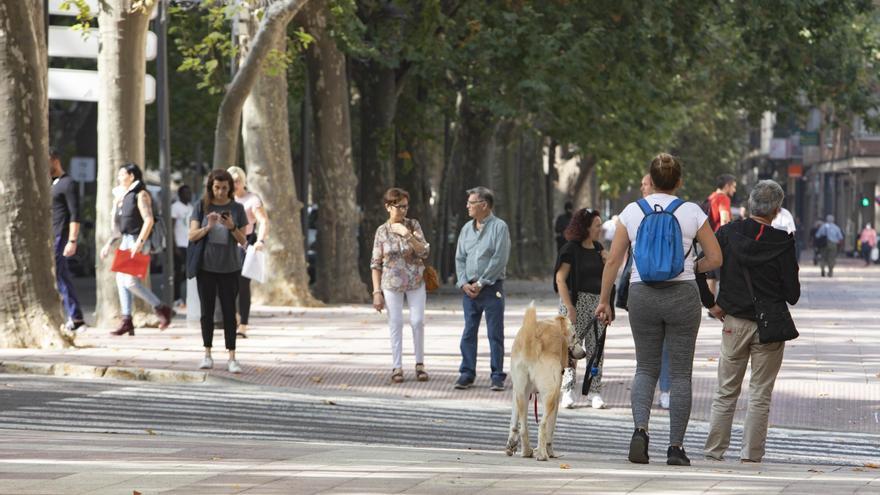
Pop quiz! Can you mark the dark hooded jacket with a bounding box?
[715,218,800,321]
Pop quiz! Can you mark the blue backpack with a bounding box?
[633,198,691,283]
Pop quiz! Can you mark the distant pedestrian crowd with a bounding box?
[51,149,830,467]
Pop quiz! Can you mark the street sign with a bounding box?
[788,164,803,178]
[69,156,96,183]
[49,68,156,104]
[49,26,157,61]
[48,0,157,20]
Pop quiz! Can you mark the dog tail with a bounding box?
[523,301,537,327]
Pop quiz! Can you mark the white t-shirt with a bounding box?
[602,218,617,242]
[171,200,193,248]
[771,207,796,234]
[617,193,708,283]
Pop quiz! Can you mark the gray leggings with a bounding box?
[628,281,701,446]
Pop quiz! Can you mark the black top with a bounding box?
[118,183,147,236]
[715,219,801,321]
[51,174,80,238]
[553,240,604,296]
[554,212,572,241]
[192,200,248,274]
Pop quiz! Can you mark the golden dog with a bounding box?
[505,305,585,461]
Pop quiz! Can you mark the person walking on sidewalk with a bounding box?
[704,174,736,297]
[454,186,511,391]
[171,185,193,309]
[189,170,248,373]
[370,188,431,384]
[554,208,609,409]
[554,201,574,251]
[704,180,800,463]
[595,153,722,466]
[99,163,172,335]
[815,215,844,277]
[859,223,876,266]
[227,167,270,339]
[49,148,86,333]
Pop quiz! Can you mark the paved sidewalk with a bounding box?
[0,429,877,494]
[1,260,878,433]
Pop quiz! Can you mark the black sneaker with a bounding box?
[628,429,649,464]
[65,320,86,333]
[453,376,474,390]
[667,446,691,466]
[489,377,505,391]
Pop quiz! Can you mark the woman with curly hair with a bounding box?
[553,207,608,409]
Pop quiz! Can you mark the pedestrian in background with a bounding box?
[171,185,193,309]
[705,174,737,297]
[554,208,608,409]
[808,220,823,266]
[370,188,431,383]
[859,223,876,266]
[49,148,86,333]
[596,153,722,466]
[454,186,511,391]
[189,170,248,373]
[815,215,844,277]
[99,163,173,335]
[704,180,800,463]
[227,166,270,338]
[554,201,574,251]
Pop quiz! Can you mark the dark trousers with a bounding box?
[459,280,506,381]
[197,270,240,350]
[173,247,186,301]
[54,235,83,322]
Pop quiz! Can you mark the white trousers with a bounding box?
[383,285,426,369]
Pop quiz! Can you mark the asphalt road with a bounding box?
[0,374,876,468]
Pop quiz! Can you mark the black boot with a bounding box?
[110,317,134,336]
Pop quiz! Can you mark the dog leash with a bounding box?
[529,393,539,424]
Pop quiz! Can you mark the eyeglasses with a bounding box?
[391,204,409,210]
[466,200,486,207]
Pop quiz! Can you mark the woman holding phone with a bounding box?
[189,170,248,373]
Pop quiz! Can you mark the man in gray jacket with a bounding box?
[454,186,511,391]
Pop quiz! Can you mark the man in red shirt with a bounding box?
[706,174,736,295]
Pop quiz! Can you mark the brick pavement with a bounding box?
[1,259,878,433]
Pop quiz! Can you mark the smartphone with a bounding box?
[221,211,231,219]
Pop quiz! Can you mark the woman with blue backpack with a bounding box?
[595,153,722,467]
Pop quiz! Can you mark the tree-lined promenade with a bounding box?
[3,0,880,347]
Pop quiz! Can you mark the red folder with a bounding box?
[110,248,150,279]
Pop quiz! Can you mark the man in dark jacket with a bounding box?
[703,180,800,464]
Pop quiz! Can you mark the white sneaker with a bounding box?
[659,391,670,409]
[560,391,576,409]
[227,360,242,374]
[198,357,213,370]
[591,394,606,409]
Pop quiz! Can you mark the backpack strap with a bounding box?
[636,198,652,216]
[665,198,685,214]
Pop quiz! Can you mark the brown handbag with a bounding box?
[423,265,440,292]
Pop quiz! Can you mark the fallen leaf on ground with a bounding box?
[211,456,222,461]
[559,464,571,469]
[432,419,445,424]
[808,469,823,473]
[133,491,142,495]
[339,383,350,389]
[853,468,865,472]
[322,400,336,406]
[865,463,879,469]
[707,357,716,362]
[145,429,156,436]
[310,376,323,383]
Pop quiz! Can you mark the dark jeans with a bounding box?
[197,270,240,350]
[54,235,83,322]
[459,280,506,382]
[173,246,186,301]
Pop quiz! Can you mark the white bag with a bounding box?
[241,244,267,283]
[871,246,879,262]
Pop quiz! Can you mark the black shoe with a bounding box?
[628,429,649,464]
[453,375,474,390]
[489,377,505,391]
[65,320,86,333]
[667,446,691,466]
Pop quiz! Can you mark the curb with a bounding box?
[0,360,207,384]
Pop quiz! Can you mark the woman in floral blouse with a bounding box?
[371,188,431,383]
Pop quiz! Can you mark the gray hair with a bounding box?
[748,180,784,218]
[466,186,495,209]
[826,214,835,223]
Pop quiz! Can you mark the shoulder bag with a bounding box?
[741,266,799,344]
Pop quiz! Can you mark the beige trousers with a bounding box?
[704,314,785,462]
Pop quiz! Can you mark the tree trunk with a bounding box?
[302,0,367,302]
[95,0,154,328]
[354,63,397,282]
[213,0,308,168]
[0,1,69,348]
[570,155,598,209]
[241,8,317,306]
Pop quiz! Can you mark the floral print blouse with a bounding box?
[371,218,431,292]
